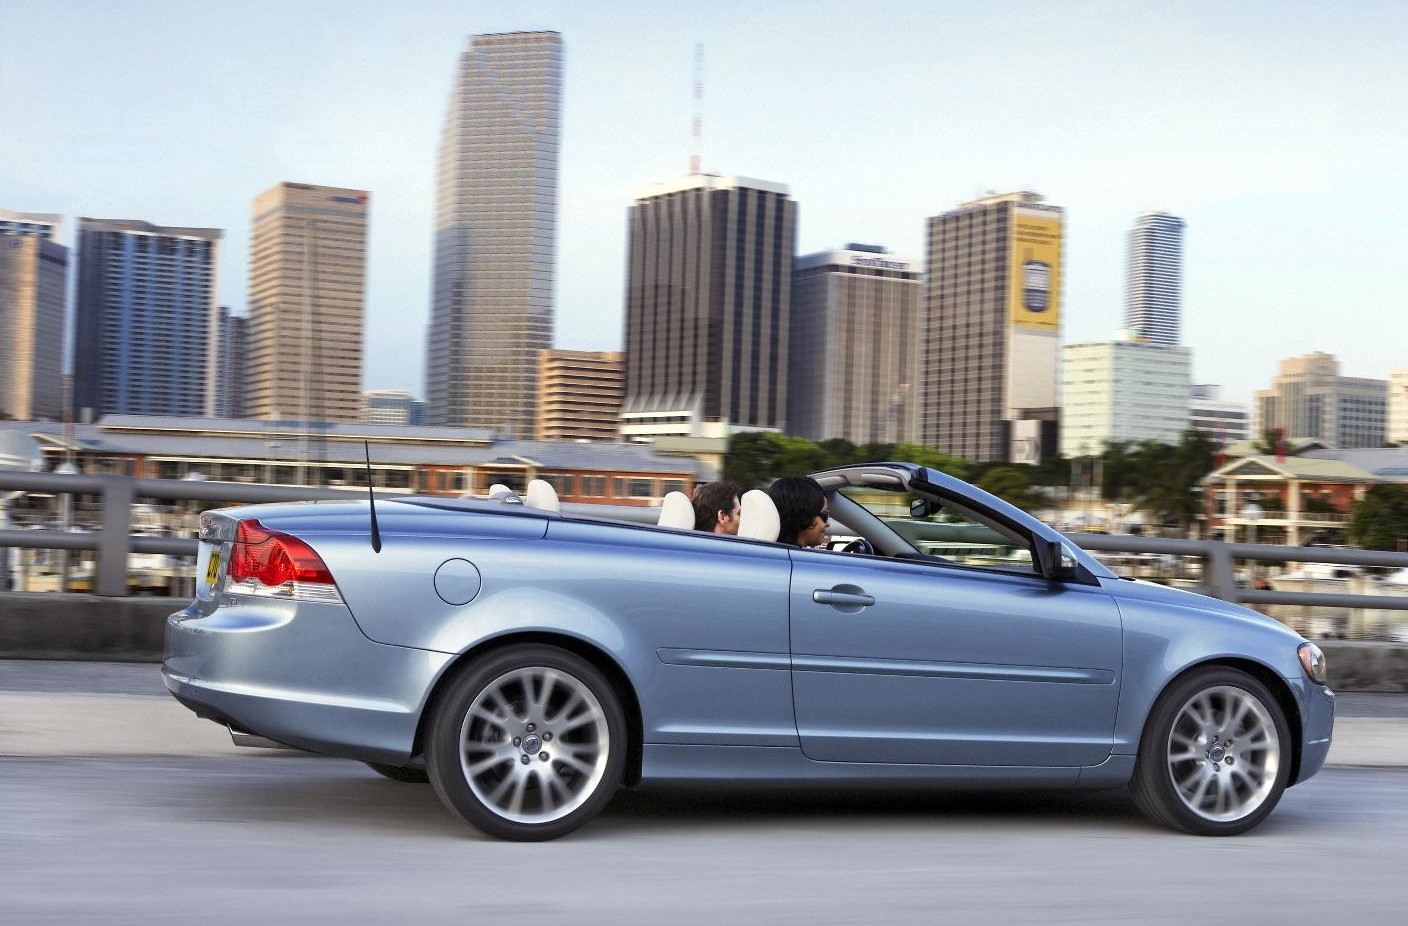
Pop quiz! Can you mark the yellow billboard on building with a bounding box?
[1008,211,1062,331]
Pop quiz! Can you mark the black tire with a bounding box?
[1130,667,1292,836]
[365,761,429,783]
[425,644,627,841]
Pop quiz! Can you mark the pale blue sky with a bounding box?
[2,0,1405,407]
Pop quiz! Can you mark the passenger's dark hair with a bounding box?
[691,480,743,532]
[767,476,827,546]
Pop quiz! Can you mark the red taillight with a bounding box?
[227,519,338,596]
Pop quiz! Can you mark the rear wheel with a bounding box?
[1131,667,1291,835]
[425,644,626,841]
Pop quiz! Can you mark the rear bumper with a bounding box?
[162,598,452,765]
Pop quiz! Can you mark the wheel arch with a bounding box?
[1143,657,1304,787]
[411,631,645,787]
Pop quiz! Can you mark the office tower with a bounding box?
[207,306,248,419]
[72,218,220,419]
[1253,352,1386,448]
[1391,369,1408,445]
[0,209,60,239]
[1124,212,1185,346]
[363,389,424,426]
[922,191,1063,462]
[426,31,563,436]
[537,349,624,441]
[788,245,920,444]
[0,212,66,420]
[247,182,369,423]
[1060,332,1192,458]
[1189,384,1251,444]
[621,174,797,441]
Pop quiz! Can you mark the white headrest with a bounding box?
[658,491,696,529]
[737,489,781,542]
[524,479,561,512]
[487,483,514,499]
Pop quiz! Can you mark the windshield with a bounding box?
[839,485,1035,574]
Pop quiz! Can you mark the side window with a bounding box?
[839,486,1036,575]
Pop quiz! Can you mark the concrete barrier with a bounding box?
[3,593,1408,691]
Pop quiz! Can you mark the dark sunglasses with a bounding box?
[816,509,830,524]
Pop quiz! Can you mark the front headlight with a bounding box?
[1298,642,1328,685]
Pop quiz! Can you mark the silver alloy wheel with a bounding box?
[1166,684,1281,823]
[458,666,610,825]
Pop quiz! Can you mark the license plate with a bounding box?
[205,548,222,585]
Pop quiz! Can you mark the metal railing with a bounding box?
[2,472,1407,613]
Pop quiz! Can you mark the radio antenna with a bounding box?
[364,440,382,553]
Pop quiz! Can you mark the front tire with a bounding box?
[425,644,627,841]
[1131,667,1292,835]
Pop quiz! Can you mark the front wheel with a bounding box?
[1131,667,1292,836]
[425,644,627,841]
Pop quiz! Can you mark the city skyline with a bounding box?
[2,1,1406,408]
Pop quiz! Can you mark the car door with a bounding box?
[789,524,1122,768]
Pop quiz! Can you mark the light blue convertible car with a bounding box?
[163,462,1334,840]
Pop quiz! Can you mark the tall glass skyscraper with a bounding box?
[72,218,220,419]
[426,31,562,435]
[1124,211,1185,346]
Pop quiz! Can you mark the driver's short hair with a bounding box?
[767,476,827,546]
[691,480,743,532]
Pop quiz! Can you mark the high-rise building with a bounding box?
[922,191,1063,462]
[72,218,220,419]
[789,245,921,444]
[0,212,67,420]
[363,389,424,426]
[538,349,623,441]
[621,174,797,442]
[1060,331,1192,458]
[208,306,248,419]
[247,182,369,423]
[1386,369,1407,445]
[1124,211,1185,346]
[0,209,60,239]
[426,31,563,436]
[1253,352,1386,448]
[1189,384,1250,444]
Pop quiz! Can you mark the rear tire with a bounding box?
[425,644,627,841]
[365,762,429,783]
[1131,667,1291,835]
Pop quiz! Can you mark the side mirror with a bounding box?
[1034,538,1075,581]
[909,497,933,519]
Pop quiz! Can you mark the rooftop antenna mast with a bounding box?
[690,43,703,174]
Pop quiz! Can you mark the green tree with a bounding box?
[1349,486,1408,551]
[975,466,1044,511]
[724,432,783,488]
[1126,431,1218,532]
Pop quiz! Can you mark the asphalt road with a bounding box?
[1,756,1404,925]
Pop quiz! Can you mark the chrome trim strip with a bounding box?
[656,648,791,670]
[791,654,1115,684]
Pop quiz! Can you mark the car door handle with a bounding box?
[812,588,875,608]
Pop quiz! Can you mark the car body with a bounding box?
[163,462,1334,840]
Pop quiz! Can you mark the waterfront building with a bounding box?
[246,182,369,424]
[788,245,920,444]
[622,174,797,442]
[72,218,220,419]
[1390,369,1408,445]
[0,212,66,420]
[426,31,563,435]
[208,306,248,419]
[1189,384,1250,445]
[1061,331,1192,458]
[537,349,623,442]
[1124,212,1185,346]
[363,389,424,426]
[1253,352,1386,448]
[922,191,1062,462]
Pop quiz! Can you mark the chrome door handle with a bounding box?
[812,589,875,608]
